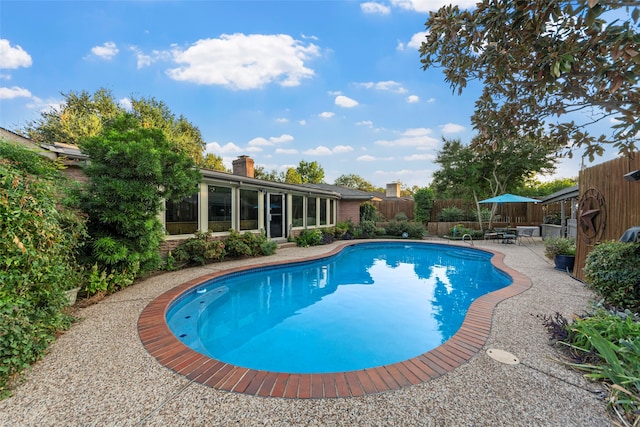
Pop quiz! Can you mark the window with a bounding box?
[292,195,304,227]
[240,189,259,230]
[208,185,232,232]
[319,198,327,225]
[307,197,317,226]
[330,199,335,225]
[165,192,198,235]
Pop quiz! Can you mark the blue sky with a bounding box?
[0,0,621,188]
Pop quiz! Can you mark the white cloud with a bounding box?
[403,153,436,161]
[119,97,132,111]
[357,120,374,126]
[357,81,407,93]
[248,137,271,147]
[319,111,335,119]
[298,119,307,125]
[375,128,439,149]
[360,2,391,14]
[304,145,353,155]
[391,0,477,13]
[399,32,429,51]
[275,148,298,154]
[275,117,289,123]
[333,145,354,153]
[167,33,321,89]
[335,95,359,108]
[426,97,436,103]
[440,123,465,134]
[0,39,32,69]
[270,134,294,144]
[205,141,243,153]
[406,95,419,103]
[357,155,377,161]
[130,46,172,69]
[247,134,294,148]
[0,86,31,99]
[91,42,119,60]
[304,146,333,155]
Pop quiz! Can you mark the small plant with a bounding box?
[583,241,640,311]
[334,220,355,239]
[223,229,253,258]
[357,220,378,238]
[172,230,226,265]
[437,206,465,222]
[542,310,640,425]
[295,229,323,247]
[543,236,576,259]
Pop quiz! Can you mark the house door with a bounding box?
[266,193,284,238]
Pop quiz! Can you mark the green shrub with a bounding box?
[384,219,426,239]
[296,229,323,247]
[0,142,85,398]
[544,309,640,423]
[334,220,355,239]
[583,241,640,310]
[222,229,253,258]
[543,236,576,259]
[357,220,378,238]
[437,206,464,222]
[172,230,226,266]
[79,114,200,279]
[360,201,378,222]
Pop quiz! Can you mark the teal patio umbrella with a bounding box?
[479,193,539,226]
[478,193,539,204]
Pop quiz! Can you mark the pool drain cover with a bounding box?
[486,348,519,365]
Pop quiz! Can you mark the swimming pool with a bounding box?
[139,241,530,398]
[166,242,512,374]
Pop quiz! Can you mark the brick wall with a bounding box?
[338,200,361,225]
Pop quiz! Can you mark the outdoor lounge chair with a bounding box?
[517,227,536,245]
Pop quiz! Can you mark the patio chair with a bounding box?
[517,227,536,245]
[484,229,499,243]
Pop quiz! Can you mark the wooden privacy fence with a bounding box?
[372,199,414,220]
[574,153,640,280]
[430,198,543,225]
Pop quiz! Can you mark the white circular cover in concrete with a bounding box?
[486,348,520,365]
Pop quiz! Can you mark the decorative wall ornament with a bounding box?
[578,188,606,245]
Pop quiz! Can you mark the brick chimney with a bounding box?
[386,182,400,198]
[232,155,255,178]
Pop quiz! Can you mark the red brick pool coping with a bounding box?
[138,241,531,399]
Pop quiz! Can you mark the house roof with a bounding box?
[300,183,380,201]
[540,185,579,205]
[201,169,342,198]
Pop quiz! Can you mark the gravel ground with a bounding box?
[0,238,612,427]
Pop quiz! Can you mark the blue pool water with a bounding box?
[167,242,511,374]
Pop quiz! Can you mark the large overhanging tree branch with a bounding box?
[420,0,639,161]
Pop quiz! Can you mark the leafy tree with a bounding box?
[284,167,302,184]
[296,159,325,183]
[334,174,377,192]
[130,96,206,164]
[515,177,578,197]
[79,114,201,278]
[24,88,120,145]
[420,1,639,160]
[23,88,209,165]
[202,153,229,172]
[413,187,435,224]
[432,137,558,229]
[254,165,285,182]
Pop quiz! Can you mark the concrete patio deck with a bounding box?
[0,238,612,426]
